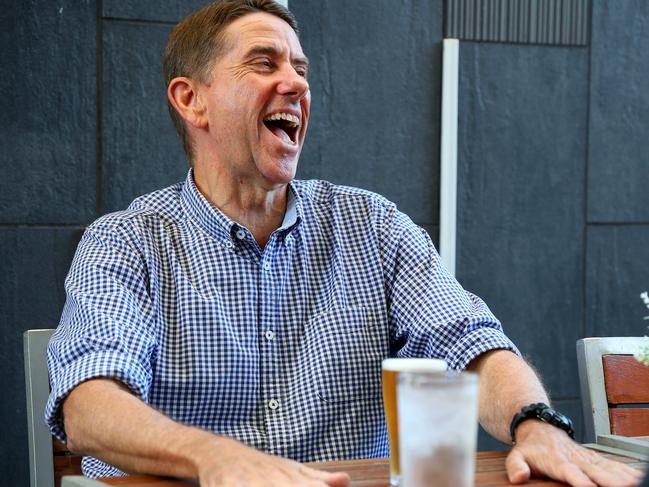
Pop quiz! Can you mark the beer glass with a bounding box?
[397,371,479,487]
[381,358,447,486]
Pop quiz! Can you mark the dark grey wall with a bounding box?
[1,0,647,484]
[455,0,649,449]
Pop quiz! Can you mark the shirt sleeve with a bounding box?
[45,218,157,443]
[378,206,520,370]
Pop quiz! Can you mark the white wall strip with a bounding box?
[276,0,288,8]
[439,38,459,276]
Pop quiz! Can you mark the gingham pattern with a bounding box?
[46,170,519,478]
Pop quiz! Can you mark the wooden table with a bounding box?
[91,450,645,487]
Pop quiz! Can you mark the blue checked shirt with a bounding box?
[46,170,518,478]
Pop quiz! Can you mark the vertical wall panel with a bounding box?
[0,0,96,223]
[103,0,207,22]
[292,0,443,225]
[586,226,649,336]
[0,228,83,486]
[0,1,95,484]
[456,44,588,398]
[102,22,187,213]
[587,0,649,222]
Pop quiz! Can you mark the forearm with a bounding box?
[468,349,549,444]
[63,378,221,478]
[62,378,351,487]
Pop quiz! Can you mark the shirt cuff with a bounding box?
[445,327,521,371]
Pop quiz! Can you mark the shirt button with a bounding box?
[265,330,275,341]
[268,399,280,410]
[263,262,271,271]
[225,241,234,249]
[236,229,246,240]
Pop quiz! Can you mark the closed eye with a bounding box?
[294,66,308,78]
[253,58,274,70]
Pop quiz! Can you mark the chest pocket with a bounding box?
[305,306,388,404]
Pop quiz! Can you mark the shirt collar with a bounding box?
[180,169,302,243]
[279,184,301,233]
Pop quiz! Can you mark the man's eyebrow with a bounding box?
[245,45,309,67]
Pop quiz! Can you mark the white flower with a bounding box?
[636,342,649,367]
[635,292,649,366]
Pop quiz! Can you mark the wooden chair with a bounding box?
[24,329,82,487]
[577,337,649,445]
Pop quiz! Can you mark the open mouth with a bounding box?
[263,112,300,145]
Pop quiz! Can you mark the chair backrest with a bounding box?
[24,329,56,487]
[24,329,82,487]
[577,337,649,443]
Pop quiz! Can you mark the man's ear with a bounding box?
[167,77,208,129]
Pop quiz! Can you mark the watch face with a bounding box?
[540,405,571,427]
[557,411,573,428]
[540,408,554,422]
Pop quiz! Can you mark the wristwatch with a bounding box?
[510,402,575,444]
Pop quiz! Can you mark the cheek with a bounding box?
[210,93,253,139]
[302,92,311,117]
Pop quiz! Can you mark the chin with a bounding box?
[272,166,297,185]
[261,154,300,185]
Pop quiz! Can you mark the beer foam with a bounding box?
[381,358,447,372]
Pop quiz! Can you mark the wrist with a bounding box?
[513,418,548,443]
[178,426,226,476]
[509,402,574,444]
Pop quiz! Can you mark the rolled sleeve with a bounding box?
[45,219,156,443]
[444,321,520,371]
[46,347,152,442]
[381,209,520,367]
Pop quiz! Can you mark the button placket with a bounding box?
[259,243,284,454]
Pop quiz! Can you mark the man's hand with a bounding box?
[64,379,350,487]
[193,436,350,487]
[468,350,644,487]
[506,420,643,487]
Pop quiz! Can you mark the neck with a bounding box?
[193,164,288,249]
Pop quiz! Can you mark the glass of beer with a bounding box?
[381,358,447,486]
[398,371,479,487]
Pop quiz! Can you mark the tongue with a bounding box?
[268,125,292,144]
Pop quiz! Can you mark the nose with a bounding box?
[276,66,309,100]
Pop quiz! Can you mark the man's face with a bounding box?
[197,11,310,187]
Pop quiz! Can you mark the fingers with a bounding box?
[298,464,351,487]
[578,456,645,487]
[558,463,596,487]
[509,433,644,487]
[556,454,642,487]
[200,453,351,487]
[326,472,352,487]
[507,449,609,487]
[505,448,531,484]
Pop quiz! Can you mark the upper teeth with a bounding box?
[265,112,300,127]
